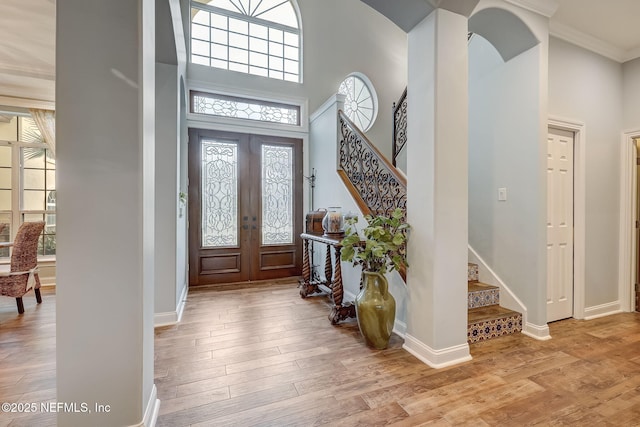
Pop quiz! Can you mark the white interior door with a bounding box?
[547,127,574,322]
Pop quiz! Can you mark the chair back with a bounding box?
[11,221,45,273]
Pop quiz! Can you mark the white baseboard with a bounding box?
[129,384,160,427]
[393,320,407,338]
[584,301,622,320]
[522,322,552,340]
[154,284,188,327]
[403,334,472,369]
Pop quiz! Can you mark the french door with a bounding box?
[188,128,302,285]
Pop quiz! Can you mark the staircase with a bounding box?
[467,263,522,343]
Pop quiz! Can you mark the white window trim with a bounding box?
[186,81,309,134]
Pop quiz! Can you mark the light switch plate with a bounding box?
[498,187,507,201]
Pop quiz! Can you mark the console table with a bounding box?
[299,232,356,324]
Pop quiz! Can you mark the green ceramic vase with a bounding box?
[355,271,396,350]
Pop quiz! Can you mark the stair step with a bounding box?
[467,305,522,343]
[467,263,479,282]
[468,282,499,308]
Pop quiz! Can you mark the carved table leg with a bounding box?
[328,245,356,324]
[324,245,333,287]
[299,239,317,298]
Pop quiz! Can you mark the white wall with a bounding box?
[548,37,623,308]
[155,63,180,322]
[56,0,157,424]
[623,57,640,130]
[468,29,547,329]
[184,0,408,158]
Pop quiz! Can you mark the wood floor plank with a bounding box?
[4,283,640,426]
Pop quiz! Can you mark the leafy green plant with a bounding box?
[340,208,410,274]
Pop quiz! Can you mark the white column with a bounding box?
[56,0,158,425]
[403,8,471,368]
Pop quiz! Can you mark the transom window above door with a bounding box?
[191,0,302,82]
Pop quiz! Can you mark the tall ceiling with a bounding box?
[0,0,638,103]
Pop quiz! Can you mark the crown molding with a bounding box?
[503,0,559,18]
[623,47,640,63]
[549,20,626,63]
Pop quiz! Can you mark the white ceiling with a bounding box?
[0,0,638,98]
[550,0,640,62]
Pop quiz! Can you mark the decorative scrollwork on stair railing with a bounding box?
[338,110,407,220]
[392,87,407,167]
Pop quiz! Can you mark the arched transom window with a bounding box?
[191,0,301,82]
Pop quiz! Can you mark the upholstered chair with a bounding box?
[0,221,45,313]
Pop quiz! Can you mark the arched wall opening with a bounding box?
[467,7,549,331]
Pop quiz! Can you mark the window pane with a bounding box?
[229,18,248,34]
[250,37,268,53]
[211,43,228,60]
[249,23,268,39]
[250,51,268,68]
[192,23,210,41]
[249,66,269,77]
[284,59,298,74]
[212,28,228,44]
[262,144,293,245]
[268,41,283,57]
[24,169,45,190]
[192,9,210,26]
[269,28,283,43]
[0,146,11,167]
[211,58,228,69]
[229,32,248,49]
[192,92,300,125]
[0,168,10,189]
[19,117,42,144]
[0,213,10,258]
[284,45,297,60]
[269,56,283,71]
[229,47,248,63]
[22,147,45,168]
[0,118,17,142]
[284,73,298,82]
[0,190,10,210]
[229,62,249,73]
[284,32,298,47]
[201,140,238,247]
[211,13,227,30]
[192,39,210,57]
[23,190,45,210]
[46,170,56,191]
[192,55,210,66]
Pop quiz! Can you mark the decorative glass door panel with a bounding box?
[201,140,238,247]
[262,144,293,246]
[189,129,302,286]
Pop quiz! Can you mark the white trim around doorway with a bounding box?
[548,116,586,319]
[620,129,640,313]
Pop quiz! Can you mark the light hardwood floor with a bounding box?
[2,282,640,426]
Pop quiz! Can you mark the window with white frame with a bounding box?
[0,114,56,259]
[338,72,378,132]
[190,0,301,82]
